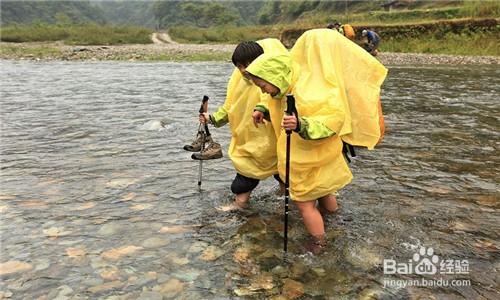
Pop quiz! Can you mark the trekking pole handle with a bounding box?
[285,94,296,134]
[199,95,209,114]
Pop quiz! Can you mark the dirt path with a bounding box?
[151,32,178,45]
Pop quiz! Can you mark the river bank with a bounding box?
[1,42,499,65]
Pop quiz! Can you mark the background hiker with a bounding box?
[199,39,288,211]
[362,29,381,56]
[247,29,387,254]
[327,22,355,41]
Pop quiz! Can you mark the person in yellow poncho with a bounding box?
[199,39,288,211]
[247,29,387,253]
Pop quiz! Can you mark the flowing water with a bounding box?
[0,60,498,299]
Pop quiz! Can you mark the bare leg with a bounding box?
[318,194,338,214]
[295,200,327,254]
[234,192,250,208]
[294,200,325,237]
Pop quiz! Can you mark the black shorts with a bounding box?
[230,173,283,194]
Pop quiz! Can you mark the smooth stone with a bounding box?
[87,281,124,294]
[56,285,73,296]
[0,261,33,275]
[34,258,51,271]
[152,278,184,298]
[233,247,250,263]
[271,265,288,278]
[282,278,304,299]
[199,245,224,261]
[187,241,208,253]
[101,245,143,260]
[98,223,123,236]
[171,269,201,282]
[169,255,189,266]
[345,247,382,271]
[106,178,138,189]
[141,237,168,248]
[157,274,170,284]
[311,267,326,277]
[90,257,109,269]
[290,262,308,279]
[137,291,162,300]
[133,275,156,287]
[0,291,13,298]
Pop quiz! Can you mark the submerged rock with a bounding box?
[345,247,382,271]
[169,255,189,266]
[106,178,139,189]
[137,291,163,300]
[141,237,168,248]
[289,261,308,279]
[248,273,274,290]
[130,203,153,211]
[101,245,143,261]
[171,268,201,282]
[233,247,251,263]
[121,192,136,202]
[159,225,197,234]
[100,267,120,281]
[98,223,123,236]
[152,278,184,298]
[199,245,224,261]
[43,227,71,238]
[87,281,124,294]
[187,241,209,253]
[138,120,167,131]
[233,287,257,297]
[0,260,33,276]
[311,267,326,277]
[281,278,304,299]
[72,202,96,211]
[65,247,87,259]
[34,258,51,271]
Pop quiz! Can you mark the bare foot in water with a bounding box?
[216,201,246,212]
[216,192,249,212]
[304,235,327,255]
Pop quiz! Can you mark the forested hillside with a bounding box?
[0,1,107,25]
[1,0,494,29]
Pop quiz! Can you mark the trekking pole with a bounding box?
[284,94,296,255]
[198,95,209,187]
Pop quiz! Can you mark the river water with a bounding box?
[0,60,498,299]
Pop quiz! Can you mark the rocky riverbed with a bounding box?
[1,41,499,64]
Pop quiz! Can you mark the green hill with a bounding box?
[0,0,107,25]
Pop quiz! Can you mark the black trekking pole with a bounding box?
[284,94,296,256]
[198,95,209,187]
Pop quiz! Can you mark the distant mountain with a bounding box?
[0,1,107,26]
[91,0,157,29]
[1,0,466,28]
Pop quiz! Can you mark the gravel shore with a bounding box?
[1,42,499,65]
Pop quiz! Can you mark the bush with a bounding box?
[0,24,153,45]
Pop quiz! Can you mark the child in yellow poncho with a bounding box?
[247,29,387,253]
[199,39,288,210]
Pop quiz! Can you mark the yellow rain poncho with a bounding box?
[246,29,387,201]
[210,39,288,179]
[292,29,388,149]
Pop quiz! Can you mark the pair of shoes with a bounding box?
[304,235,327,255]
[183,132,212,152]
[191,141,223,160]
